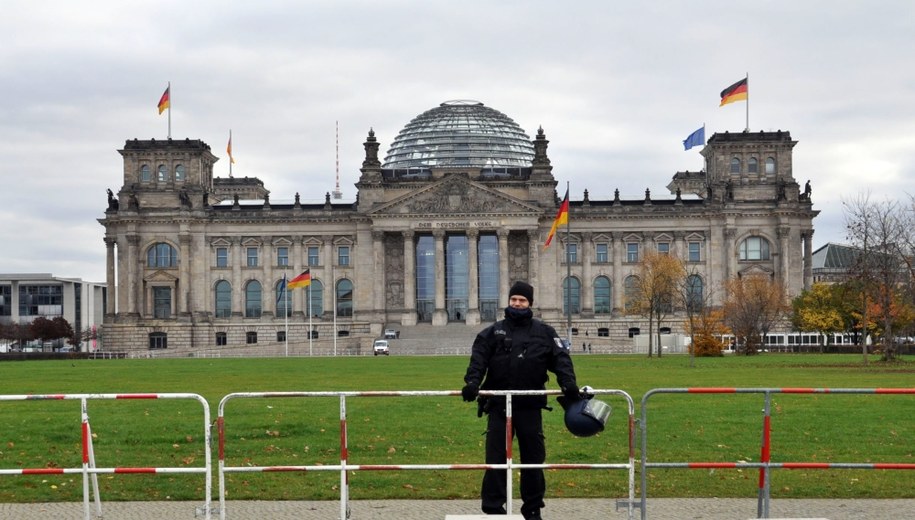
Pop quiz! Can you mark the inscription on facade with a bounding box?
[414,221,496,230]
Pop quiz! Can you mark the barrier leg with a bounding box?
[757,392,772,519]
[340,395,350,520]
[505,394,513,516]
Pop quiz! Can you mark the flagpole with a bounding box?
[284,270,289,357]
[333,265,337,356]
[308,282,313,356]
[228,130,233,178]
[167,81,171,140]
[565,181,572,347]
[745,73,749,132]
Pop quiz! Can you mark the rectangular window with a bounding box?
[627,243,639,263]
[246,331,258,344]
[216,247,228,267]
[276,247,289,267]
[153,287,171,319]
[149,333,167,349]
[215,332,227,346]
[307,246,320,266]
[246,247,258,267]
[276,331,286,342]
[688,242,701,262]
[0,285,11,316]
[566,243,578,263]
[657,242,670,255]
[338,246,350,266]
[595,243,609,263]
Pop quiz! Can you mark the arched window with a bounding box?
[308,279,324,317]
[140,164,151,182]
[215,280,231,318]
[748,157,758,173]
[730,157,741,174]
[624,275,641,313]
[147,243,177,267]
[336,279,353,317]
[739,236,771,260]
[686,275,704,312]
[245,280,262,318]
[157,164,169,182]
[765,157,776,174]
[276,279,291,317]
[593,276,612,314]
[175,164,185,181]
[562,277,581,315]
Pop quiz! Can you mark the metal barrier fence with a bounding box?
[217,389,635,520]
[639,387,915,519]
[0,393,213,520]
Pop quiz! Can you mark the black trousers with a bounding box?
[481,407,545,517]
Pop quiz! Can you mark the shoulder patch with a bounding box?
[554,337,568,350]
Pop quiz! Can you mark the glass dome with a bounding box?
[382,100,535,170]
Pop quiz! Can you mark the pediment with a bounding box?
[144,270,179,283]
[370,175,542,217]
[738,264,775,278]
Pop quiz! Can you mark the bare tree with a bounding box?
[844,193,907,361]
[679,262,717,367]
[633,250,686,357]
[722,274,789,355]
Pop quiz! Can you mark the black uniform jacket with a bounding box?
[464,315,577,410]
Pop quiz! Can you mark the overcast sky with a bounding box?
[2,0,913,283]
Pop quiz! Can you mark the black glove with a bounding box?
[562,384,580,399]
[461,383,479,402]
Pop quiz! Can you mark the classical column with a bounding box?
[724,228,736,282]
[466,229,480,325]
[292,238,305,317]
[323,235,335,317]
[802,230,814,291]
[498,229,510,305]
[178,234,191,316]
[372,231,386,316]
[231,237,243,317]
[263,238,274,317]
[611,233,623,312]
[432,229,447,325]
[581,232,593,316]
[526,230,539,293]
[402,231,417,326]
[190,232,206,318]
[104,237,116,315]
[126,234,139,317]
[777,227,791,286]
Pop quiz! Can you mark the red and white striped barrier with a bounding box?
[639,387,915,520]
[217,389,636,520]
[0,393,213,520]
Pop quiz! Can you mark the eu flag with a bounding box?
[683,126,705,151]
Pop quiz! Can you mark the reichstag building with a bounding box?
[99,100,818,352]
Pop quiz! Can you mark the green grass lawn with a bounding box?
[0,353,913,502]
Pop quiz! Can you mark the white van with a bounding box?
[373,340,389,356]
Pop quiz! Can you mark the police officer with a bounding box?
[461,281,578,519]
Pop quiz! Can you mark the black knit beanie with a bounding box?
[508,281,534,305]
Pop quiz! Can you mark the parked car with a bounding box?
[373,340,390,356]
[384,329,398,339]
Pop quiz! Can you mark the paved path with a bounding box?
[1,498,913,519]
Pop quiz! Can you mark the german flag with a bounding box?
[719,77,748,106]
[543,188,569,249]
[287,269,311,289]
[157,86,170,114]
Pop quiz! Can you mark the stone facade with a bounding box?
[99,115,818,353]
